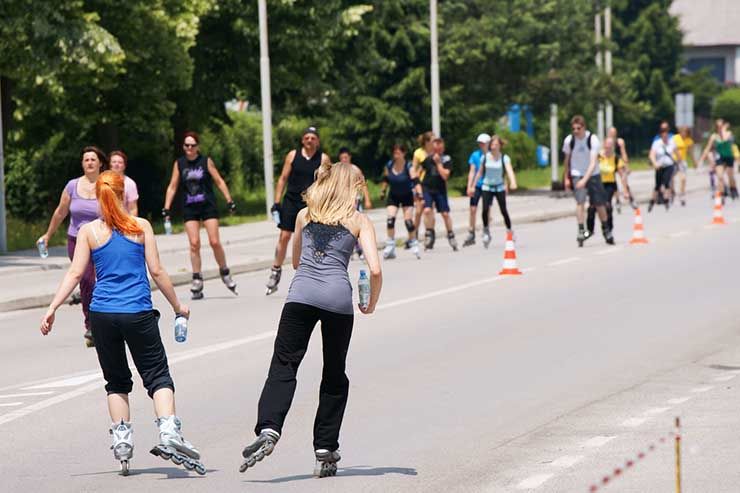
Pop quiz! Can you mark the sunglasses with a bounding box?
[184,143,198,148]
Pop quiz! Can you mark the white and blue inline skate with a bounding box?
[239,428,280,472]
[110,420,133,476]
[314,449,341,478]
[149,415,206,475]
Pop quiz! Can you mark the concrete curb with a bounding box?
[0,184,707,313]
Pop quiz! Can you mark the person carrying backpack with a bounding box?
[562,115,614,247]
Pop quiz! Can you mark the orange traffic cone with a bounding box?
[712,191,726,225]
[629,208,649,244]
[499,231,522,275]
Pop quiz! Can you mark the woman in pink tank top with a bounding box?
[38,146,106,348]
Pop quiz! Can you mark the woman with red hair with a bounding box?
[40,170,205,476]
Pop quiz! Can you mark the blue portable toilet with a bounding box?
[536,145,549,167]
[508,104,521,132]
[524,105,534,137]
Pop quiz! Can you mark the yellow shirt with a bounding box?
[672,134,694,162]
[734,144,740,160]
[598,153,623,183]
[413,147,427,181]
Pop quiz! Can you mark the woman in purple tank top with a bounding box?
[38,146,106,347]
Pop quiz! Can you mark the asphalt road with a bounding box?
[1,192,739,492]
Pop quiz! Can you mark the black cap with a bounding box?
[302,126,319,138]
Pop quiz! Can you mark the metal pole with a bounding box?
[605,5,613,130]
[595,11,605,142]
[675,417,682,493]
[550,104,559,189]
[258,0,275,216]
[0,88,7,253]
[430,0,441,137]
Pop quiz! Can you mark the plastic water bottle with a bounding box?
[164,217,173,235]
[358,270,370,309]
[174,315,188,343]
[271,210,281,225]
[37,239,49,259]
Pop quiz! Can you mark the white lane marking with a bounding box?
[703,225,717,230]
[516,473,554,490]
[22,373,102,390]
[644,407,671,416]
[594,247,621,255]
[551,455,584,468]
[2,269,539,427]
[547,257,581,267]
[583,436,616,448]
[691,386,714,393]
[669,231,690,238]
[0,402,23,407]
[621,417,649,427]
[0,391,55,399]
[667,397,691,405]
[713,374,736,382]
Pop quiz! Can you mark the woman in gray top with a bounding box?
[240,161,382,478]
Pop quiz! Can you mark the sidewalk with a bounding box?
[0,170,708,312]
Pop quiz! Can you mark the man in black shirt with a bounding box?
[421,138,458,251]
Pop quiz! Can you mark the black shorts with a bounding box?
[654,165,674,191]
[573,175,607,206]
[183,201,219,222]
[279,193,306,232]
[716,156,734,167]
[603,182,618,201]
[387,191,414,208]
[89,310,174,398]
[469,187,483,207]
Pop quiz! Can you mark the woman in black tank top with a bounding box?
[266,127,330,296]
[162,131,239,300]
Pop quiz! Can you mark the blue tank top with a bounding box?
[386,160,413,196]
[90,230,153,313]
[286,222,356,314]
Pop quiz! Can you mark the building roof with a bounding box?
[670,0,740,47]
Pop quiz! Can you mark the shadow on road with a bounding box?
[72,466,216,479]
[245,465,418,484]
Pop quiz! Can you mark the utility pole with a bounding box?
[550,104,560,190]
[258,0,275,215]
[0,88,6,253]
[605,5,613,131]
[595,10,605,142]
[430,0,441,137]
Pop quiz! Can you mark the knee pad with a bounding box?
[386,216,396,229]
[404,219,415,233]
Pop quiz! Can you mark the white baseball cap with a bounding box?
[476,133,491,144]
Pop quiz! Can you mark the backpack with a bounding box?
[569,132,593,152]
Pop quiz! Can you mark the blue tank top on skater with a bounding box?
[90,230,153,313]
[386,160,414,196]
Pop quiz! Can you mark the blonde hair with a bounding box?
[303,162,362,225]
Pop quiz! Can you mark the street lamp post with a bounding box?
[430,0,441,137]
[258,0,275,216]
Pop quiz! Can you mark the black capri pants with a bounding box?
[89,310,174,398]
[654,165,675,191]
[255,302,354,452]
[482,190,512,230]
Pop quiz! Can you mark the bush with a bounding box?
[496,128,538,170]
[713,88,740,126]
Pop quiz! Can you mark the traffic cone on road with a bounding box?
[712,191,726,225]
[629,208,649,244]
[498,231,522,275]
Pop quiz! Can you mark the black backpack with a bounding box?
[569,132,594,152]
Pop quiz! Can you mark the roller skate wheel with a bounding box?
[171,454,183,465]
[195,463,206,476]
[239,461,249,473]
[184,459,196,471]
[120,460,130,476]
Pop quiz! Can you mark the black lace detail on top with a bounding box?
[304,222,351,263]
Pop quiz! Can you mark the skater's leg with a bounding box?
[442,211,453,234]
[152,388,175,417]
[256,303,319,436]
[89,311,134,405]
[386,205,398,239]
[586,205,596,234]
[314,309,354,451]
[423,207,435,231]
[481,191,493,228]
[184,220,202,273]
[274,230,292,268]
[494,191,512,230]
[203,218,227,269]
[402,207,416,240]
[122,310,175,400]
[108,393,131,422]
